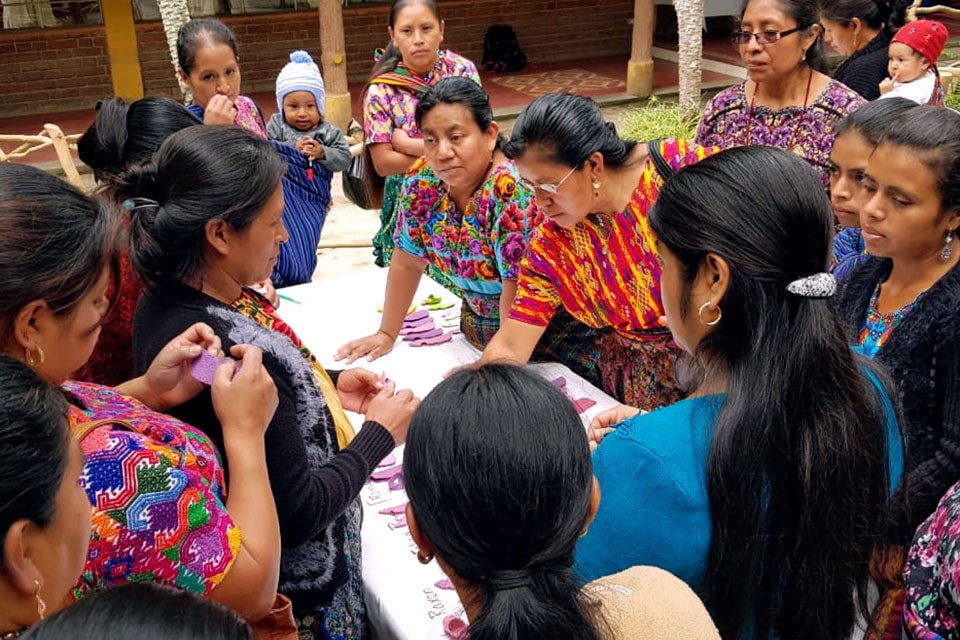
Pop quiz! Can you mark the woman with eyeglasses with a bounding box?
[696,0,865,188]
[474,93,716,410]
[336,79,602,384]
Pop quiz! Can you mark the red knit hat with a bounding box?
[892,20,948,68]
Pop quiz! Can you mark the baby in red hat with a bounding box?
[879,19,948,105]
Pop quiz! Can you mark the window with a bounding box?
[2,0,102,29]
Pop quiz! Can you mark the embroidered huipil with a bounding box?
[395,158,542,319]
[696,80,865,187]
[509,139,715,342]
[363,50,479,145]
[65,382,239,599]
[858,284,924,359]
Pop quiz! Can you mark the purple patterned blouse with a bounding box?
[695,80,865,187]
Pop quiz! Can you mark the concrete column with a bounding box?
[626,0,655,97]
[319,0,352,132]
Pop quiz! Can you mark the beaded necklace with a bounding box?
[744,66,813,156]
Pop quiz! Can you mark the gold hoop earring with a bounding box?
[35,579,46,621]
[417,549,434,565]
[25,344,45,368]
[698,301,722,326]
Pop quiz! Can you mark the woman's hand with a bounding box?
[212,345,278,441]
[336,368,384,414]
[203,94,238,125]
[138,323,222,410]
[586,404,640,452]
[363,382,419,445]
[334,331,395,363]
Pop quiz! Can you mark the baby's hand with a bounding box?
[879,75,897,95]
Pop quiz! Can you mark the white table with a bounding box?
[279,269,618,640]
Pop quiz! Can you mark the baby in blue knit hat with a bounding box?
[266,50,351,172]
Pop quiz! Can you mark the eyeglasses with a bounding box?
[518,166,578,195]
[730,27,801,47]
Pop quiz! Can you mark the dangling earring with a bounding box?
[34,579,46,621]
[697,301,722,326]
[592,178,601,197]
[25,344,45,368]
[417,549,434,565]
[942,229,955,262]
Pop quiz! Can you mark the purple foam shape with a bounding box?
[404,310,429,322]
[399,321,436,336]
[388,471,405,491]
[402,328,443,341]
[378,503,407,515]
[573,397,597,413]
[376,453,396,468]
[410,332,453,347]
[550,376,568,389]
[402,315,434,328]
[370,464,403,481]
[190,350,238,386]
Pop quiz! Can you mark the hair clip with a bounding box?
[122,197,160,212]
[122,198,136,211]
[786,272,836,299]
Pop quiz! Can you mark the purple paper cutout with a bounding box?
[189,350,238,386]
[403,328,443,341]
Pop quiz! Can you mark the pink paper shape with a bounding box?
[404,310,429,322]
[444,616,468,639]
[402,315,433,328]
[435,579,456,590]
[370,464,403,481]
[378,503,407,515]
[399,321,437,336]
[573,397,597,413]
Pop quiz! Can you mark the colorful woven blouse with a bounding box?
[857,283,923,359]
[904,478,960,640]
[65,381,240,599]
[509,139,715,342]
[695,80,865,188]
[395,158,543,319]
[363,50,480,145]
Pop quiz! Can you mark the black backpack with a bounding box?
[482,24,528,73]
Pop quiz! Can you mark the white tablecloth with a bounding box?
[278,269,618,640]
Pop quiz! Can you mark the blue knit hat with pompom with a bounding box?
[275,50,325,117]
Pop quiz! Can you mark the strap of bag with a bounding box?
[71,417,138,442]
[647,139,676,181]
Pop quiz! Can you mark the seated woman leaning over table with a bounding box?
[336,78,602,385]
[475,93,717,410]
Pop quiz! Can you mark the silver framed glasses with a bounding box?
[519,165,578,195]
[730,27,801,47]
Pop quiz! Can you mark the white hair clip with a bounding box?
[786,272,836,299]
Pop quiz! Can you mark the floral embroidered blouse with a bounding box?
[508,139,716,342]
[363,50,480,146]
[695,80,865,188]
[395,158,542,319]
[857,283,923,359]
[65,381,240,599]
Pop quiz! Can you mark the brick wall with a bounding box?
[1,0,633,116]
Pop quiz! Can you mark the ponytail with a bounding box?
[404,365,601,640]
[649,146,895,639]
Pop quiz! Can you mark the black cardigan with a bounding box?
[837,258,960,543]
[832,31,891,101]
[132,285,394,613]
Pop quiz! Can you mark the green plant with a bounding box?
[947,86,960,110]
[620,96,701,142]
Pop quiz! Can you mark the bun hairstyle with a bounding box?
[501,92,637,169]
[121,126,286,297]
[404,364,601,640]
[0,354,72,566]
[649,145,895,639]
[78,97,201,183]
[0,163,122,322]
[816,0,906,33]
[745,0,829,74]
